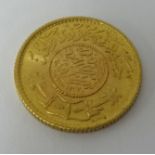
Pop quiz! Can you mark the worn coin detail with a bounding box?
[14,17,141,132]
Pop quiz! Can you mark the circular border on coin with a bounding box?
[49,43,109,98]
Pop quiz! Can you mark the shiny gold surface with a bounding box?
[14,17,141,132]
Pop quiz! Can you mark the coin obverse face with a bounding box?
[14,17,141,132]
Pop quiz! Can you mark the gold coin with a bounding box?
[14,17,142,132]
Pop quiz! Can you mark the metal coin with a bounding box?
[14,17,142,132]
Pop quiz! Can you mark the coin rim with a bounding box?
[14,16,142,133]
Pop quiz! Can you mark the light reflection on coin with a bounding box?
[14,17,141,132]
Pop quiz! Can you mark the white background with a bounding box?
[0,0,155,153]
